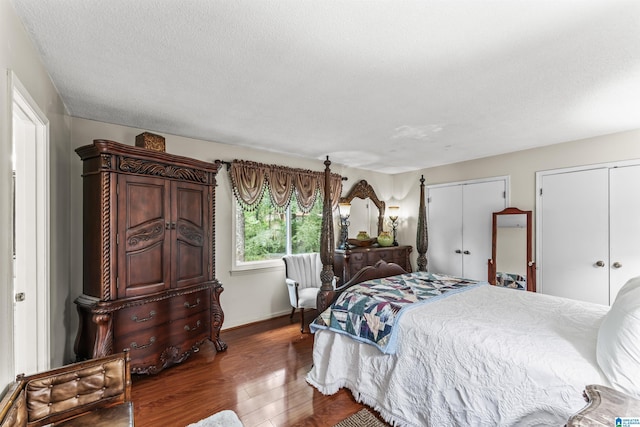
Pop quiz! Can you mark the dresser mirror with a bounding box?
[488,207,536,292]
[339,180,385,239]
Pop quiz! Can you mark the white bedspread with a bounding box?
[306,284,610,426]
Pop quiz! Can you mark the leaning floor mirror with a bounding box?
[488,207,536,292]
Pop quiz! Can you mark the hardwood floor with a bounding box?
[131,312,376,427]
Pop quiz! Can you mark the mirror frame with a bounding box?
[488,207,536,292]
[339,180,385,237]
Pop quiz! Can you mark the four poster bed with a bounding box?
[308,159,639,426]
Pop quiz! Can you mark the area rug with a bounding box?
[186,409,243,427]
[333,408,389,427]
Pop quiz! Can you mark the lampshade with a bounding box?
[388,205,400,221]
[339,202,351,218]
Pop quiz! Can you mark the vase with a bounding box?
[356,231,370,240]
[377,231,393,247]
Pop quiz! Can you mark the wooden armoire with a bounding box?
[73,139,226,374]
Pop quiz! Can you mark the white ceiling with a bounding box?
[11,0,640,174]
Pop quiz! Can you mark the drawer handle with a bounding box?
[130,336,156,350]
[184,320,202,332]
[184,298,201,309]
[131,310,156,323]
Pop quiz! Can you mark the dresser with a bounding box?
[73,139,226,374]
[334,245,413,286]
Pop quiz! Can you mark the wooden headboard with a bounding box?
[317,260,408,313]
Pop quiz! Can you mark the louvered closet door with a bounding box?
[539,168,609,304]
[609,164,640,302]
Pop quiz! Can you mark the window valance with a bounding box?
[229,160,343,213]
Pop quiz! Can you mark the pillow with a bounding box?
[596,276,640,398]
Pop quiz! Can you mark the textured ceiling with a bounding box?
[11,0,640,174]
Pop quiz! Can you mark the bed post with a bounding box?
[317,156,336,311]
[416,175,428,271]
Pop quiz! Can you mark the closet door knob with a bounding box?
[595,260,605,267]
[613,262,622,269]
[455,249,462,254]
[463,250,471,255]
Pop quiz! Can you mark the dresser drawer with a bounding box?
[170,289,211,319]
[169,311,210,347]
[368,249,395,264]
[113,299,170,336]
[114,327,170,372]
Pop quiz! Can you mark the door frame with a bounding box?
[9,70,51,373]
[535,158,640,296]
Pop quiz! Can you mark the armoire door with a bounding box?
[427,178,506,280]
[117,174,171,298]
[171,181,210,288]
[539,168,609,304]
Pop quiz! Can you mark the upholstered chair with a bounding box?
[283,253,334,332]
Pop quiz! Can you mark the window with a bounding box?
[234,193,324,269]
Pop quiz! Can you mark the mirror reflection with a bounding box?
[348,197,377,238]
[337,180,385,248]
[489,208,536,291]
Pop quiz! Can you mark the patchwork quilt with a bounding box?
[310,271,486,353]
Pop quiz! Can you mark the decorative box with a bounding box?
[135,132,165,152]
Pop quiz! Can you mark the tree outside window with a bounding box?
[236,192,323,263]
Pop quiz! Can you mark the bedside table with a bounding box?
[566,384,640,426]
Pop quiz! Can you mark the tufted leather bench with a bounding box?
[0,350,133,427]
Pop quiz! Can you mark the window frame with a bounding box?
[231,197,325,272]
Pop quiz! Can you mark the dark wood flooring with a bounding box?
[131,312,375,427]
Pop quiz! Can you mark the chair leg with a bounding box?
[300,308,305,333]
[289,307,296,319]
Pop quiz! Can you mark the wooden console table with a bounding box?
[566,384,640,426]
[334,245,412,286]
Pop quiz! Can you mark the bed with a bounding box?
[309,164,640,426]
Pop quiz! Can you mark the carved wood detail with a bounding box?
[416,175,429,272]
[118,157,207,183]
[318,156,336,313]
[101,171,112,300]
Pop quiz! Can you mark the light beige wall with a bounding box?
[70,118,390,334]
[0,0,72,385]
[393,129,640,270]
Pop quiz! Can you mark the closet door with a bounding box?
[427,178,506,280]
[462,180,506,280]
[539,168,609,304]
[609,164,640,302]
[427,185,463,276]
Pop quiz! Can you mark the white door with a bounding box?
[462,180,506,281]
[427,184,463,276]
[11,72,50,376]
[427,178,507,280]
[609,164,640,302]
[539,168,609,304]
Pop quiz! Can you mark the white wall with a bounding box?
[0,0,72,387]
[393,129,640,270]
